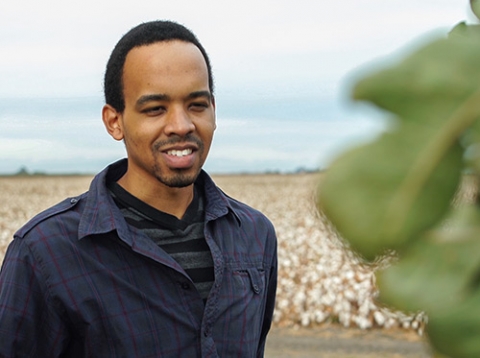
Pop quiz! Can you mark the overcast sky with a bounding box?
[0,1,475,174]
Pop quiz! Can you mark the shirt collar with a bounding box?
[78,159,241,240]
[78,159,129,241]
[197,170,242,226]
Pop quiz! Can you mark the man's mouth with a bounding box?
[166,148,193,157]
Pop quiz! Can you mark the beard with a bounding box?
[154,168,200,188]
[152,134,205,188]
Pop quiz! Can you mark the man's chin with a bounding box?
[156,171,199,188]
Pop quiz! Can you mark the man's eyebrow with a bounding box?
[135,91,212,107]
[186,91,212,101]
[136,94,170,107]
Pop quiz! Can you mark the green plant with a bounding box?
[317,3,480,357]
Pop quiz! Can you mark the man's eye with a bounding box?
[190,102,208,111]
[143,106,165,115]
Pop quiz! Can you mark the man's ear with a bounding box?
[212,96,217,131]
[102,104,124,141]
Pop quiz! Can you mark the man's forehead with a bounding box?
[126,40,205,65]
[121,42,210,104]
[122,41,208,85]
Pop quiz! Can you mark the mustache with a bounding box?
[152,134,203,151]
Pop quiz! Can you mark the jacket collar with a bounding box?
[78,159,240,240]
[197,170,242,226]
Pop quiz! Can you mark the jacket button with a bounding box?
[181,282,190,290]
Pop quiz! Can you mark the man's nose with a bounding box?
[164,106,195,136]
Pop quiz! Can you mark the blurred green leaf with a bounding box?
[317,8,480,357]
[378,206,480,313]
[449,22,480,38]
[470,0,480,21]
[461,117,480,172]
[353,35,480,125]
[318,122,463,260]
[428,288,480,358]
[318,32,480,261]
[378,205,480,358]
[378,222,480,358]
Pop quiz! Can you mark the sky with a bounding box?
[0,0,475,174]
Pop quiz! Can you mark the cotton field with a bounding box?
[0,173,443,334]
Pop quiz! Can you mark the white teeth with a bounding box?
[167,149,192,157]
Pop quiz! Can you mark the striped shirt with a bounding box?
[0,159,277,357]
[108,181,215,301]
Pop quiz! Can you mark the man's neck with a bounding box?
[117,172,194,219]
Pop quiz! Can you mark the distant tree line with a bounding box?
[11,166,47,176]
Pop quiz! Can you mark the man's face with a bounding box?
[115,40,216,188]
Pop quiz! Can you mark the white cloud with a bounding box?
[0,0,470,98]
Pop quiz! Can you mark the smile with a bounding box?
[166,149,193,157]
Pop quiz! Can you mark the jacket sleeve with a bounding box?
[257,227,278,357]
[0,238,70,357]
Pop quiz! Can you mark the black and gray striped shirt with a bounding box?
[108,182,215,302]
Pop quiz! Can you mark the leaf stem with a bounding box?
[384,88,480,239]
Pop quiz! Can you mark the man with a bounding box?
[0,21,277,357]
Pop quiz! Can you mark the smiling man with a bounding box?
[0,21,278,357]
[103,39,216,217]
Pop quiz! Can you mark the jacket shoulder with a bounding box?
[223,193,276,232]
[14,193,86,239]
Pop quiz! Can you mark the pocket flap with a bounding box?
[246,268,262,294]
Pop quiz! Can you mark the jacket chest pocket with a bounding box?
[211,263,269,356]
[232,267,265,295]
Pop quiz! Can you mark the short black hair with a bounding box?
[104,20,214,112]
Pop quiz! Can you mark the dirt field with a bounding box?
[265,325,432,357]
